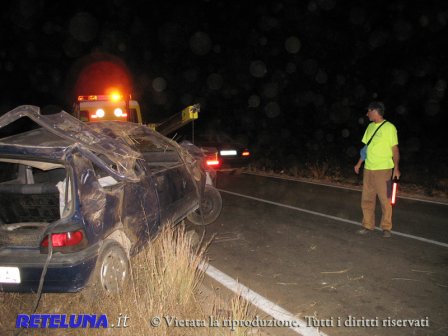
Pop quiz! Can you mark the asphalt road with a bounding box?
[195,172,448,336]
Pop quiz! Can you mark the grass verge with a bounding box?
[0,223,260,336]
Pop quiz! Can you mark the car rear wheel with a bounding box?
[187,185,222,225]
[95,240,129,294]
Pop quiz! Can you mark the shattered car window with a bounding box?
[0,161,71,221]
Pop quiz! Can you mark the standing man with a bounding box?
[354,101,401,238]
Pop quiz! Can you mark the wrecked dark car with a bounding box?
[191,132,251,172]
[0,105,221,293]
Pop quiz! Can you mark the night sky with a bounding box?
[0,0,447,184]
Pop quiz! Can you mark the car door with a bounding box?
[120,162,160,254]
[140,148,192,225]
[77,153,160,255]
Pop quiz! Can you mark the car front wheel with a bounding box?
[187,185,222,225]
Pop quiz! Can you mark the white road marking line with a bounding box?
[241,171,448,206]
[200,262,329,336]
[219,189,448,249]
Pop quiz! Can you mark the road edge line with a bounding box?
[218,189,448,249]
[240,171,448,206]
[200,262,329,336]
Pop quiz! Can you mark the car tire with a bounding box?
[187,185,222,225]
[94,240,129,294]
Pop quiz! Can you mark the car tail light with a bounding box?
[204,150,220,167]
[40,230,87,253]
[242,150,250,157]
[206,159,220,167]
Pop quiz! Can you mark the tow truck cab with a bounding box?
[73,94,143,124]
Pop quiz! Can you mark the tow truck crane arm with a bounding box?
[148,104,199,136]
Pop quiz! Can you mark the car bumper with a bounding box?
[218,157,251,170]
[0,243,99,293]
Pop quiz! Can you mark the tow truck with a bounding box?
[73,93,142,123]
[72,92,222,225]
[73,92,200,136]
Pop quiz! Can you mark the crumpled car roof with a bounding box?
[0,105,142,181]
[0,105,205,183]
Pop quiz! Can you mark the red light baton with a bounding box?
[391,177,398,205]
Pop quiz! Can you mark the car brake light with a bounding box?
[242,150,250,156]
[41,231,84,247]
[206,159,220,166]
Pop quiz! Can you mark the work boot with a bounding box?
[383,230,392,238]
[357,228,372,235]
